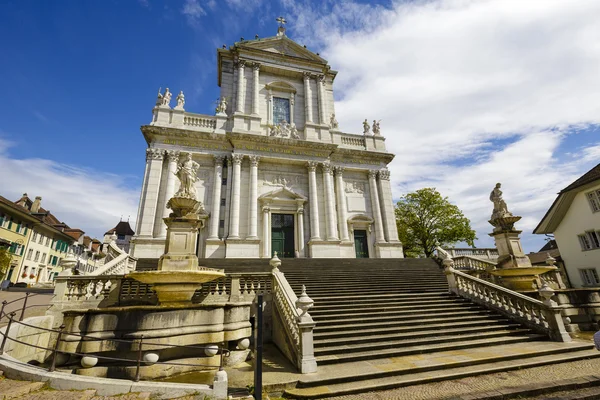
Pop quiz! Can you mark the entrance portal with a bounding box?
[354,230,369,258]
[271,214,295,258]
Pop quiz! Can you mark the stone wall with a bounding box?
[1,315,54,364]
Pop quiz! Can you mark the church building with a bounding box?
[131,25,403,259]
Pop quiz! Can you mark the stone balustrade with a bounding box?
[445,267,571,342]
[89,242,137,276]
[452,255,497,271]
[183,113,218,129]
[447,248,499,259]
[339,133,366,149]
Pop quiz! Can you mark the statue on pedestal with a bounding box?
[175,91,185,109]
[363,119,370,135]
[372,120,381,135]
[215,97,228,115]
[159,88,172,108]
[330,113,339,130]
[174,153,200,200]
[490,183,512,220]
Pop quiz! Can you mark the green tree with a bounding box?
[0,247,11,280]
[395,188,477,258]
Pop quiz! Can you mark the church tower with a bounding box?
[131,23,403,259]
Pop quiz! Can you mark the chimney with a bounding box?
[31,196,42,213]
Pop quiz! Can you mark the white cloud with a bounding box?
[182,0,206,27]
[0,138,140,239]
[285,0,600,250]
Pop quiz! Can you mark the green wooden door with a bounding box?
[271,214,295,258]
[354,230,369,258]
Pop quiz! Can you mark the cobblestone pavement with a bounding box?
[322,358,600,400]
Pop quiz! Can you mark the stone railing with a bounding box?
[447,248,499,259]
[89,242,136,276]
[192,273,272,304]
[452,255,497,271]
[272,268,317,374]
[445,267,571,342]
[339,133,366,149]
[183,113,217,129]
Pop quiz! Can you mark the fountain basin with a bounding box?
[490,266,557,291]
[128,270,225,305]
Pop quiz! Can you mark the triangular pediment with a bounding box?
[238,36,325,63]
[259,187,307,202]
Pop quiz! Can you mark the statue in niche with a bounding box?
[215,97,228,115]
[175,91,185,109]
[489,183,512,219]
[363,119,370,135]
[330,113,339,130]
[174,153,200,199]
[372,120,381,135]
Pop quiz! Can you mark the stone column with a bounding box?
[248,155,260,239]
[208,155,225,239]
[303,72,313,124]
[135,149,153,234]
[138,149,164,236]
[368,170,385,243]
[322,162,338,240]
[316,75,327,125]
[228,154,244,239]
[334,167,350,241]
[235,60,246,114]
[159,150,180,237]
[252,63,260,116]
[297,207,305,257]
[307,161,320,240]
[262,205,270,257]
[377,169,399,242]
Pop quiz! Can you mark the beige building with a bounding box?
[534,163,600,288]
[131,26,403,260]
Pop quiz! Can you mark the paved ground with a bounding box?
[0,291,53,326]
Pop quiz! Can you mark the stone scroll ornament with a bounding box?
[174,153,200,200]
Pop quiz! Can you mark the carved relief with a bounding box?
[345,181,366,194]
[263,174,300,189]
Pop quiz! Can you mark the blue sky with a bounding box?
[1,0,599,252]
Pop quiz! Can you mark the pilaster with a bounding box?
[322,162,338,240]
[138,149,164,237]
[368,170,385,244]
[208,155,225,239]
[228,154,243,239]
[334,167,350,241]
[307,161,321,240]
[303,72,313,124]
[248,155,260,239]
[377,169,400,242]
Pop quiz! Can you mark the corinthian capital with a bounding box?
[232,153,244,165]
[321,162,333,174]
[334,166,345,176]
[379,169,390,181]
[317,74,325,83]
[368,170,378,179]
[166,150,181,162]
[307,161,319,172]
[249,155,260,167]
[213,154,226,165]
[252,62,261,71]
[303,72,312,80]
[146,148,164,160]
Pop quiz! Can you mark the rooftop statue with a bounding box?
[215,97,227,115]
[372,120,381,135]
[490,183,512,220]
[175,153,200,200]
[160,88,172,107]
[175,91,185,109]
[330,113,339,130]
[363,119,370,135]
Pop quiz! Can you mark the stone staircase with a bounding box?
[277,259,598,398]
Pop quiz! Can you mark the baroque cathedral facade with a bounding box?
[131,26,403,259]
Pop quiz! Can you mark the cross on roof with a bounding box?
[276,16,287,27]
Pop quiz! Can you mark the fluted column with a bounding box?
[138,149,164,236]
[377,169,400,242]
[252,63,260,116]
[316,74,327,125]
[307,161,320,240]
[248,155,260,239]
[322,162,338,240]
[262,205,270,257]
[235,60,246,114]
[303,72,313,124]
[159,150,180,237]
[208,155,225,239]
[334,167,349,241]
[368,170,385,243]
[228,154,243,239]
[297,207,305,257]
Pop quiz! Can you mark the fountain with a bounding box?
[129,162,224,304]
[487,183,557,291]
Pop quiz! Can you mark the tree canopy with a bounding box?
[0,247,11,280]
[395,188,477,258]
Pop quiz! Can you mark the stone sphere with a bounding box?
[143,352,159,365]
[80,356,98,368]
[204,344,219,357]
[237,338,250,350]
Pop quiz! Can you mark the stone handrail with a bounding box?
[452,255,497,271]
[89,242,136,276]
[339,133,366,149]
[447,248,499,258]
[272,269,317,373]
[445,266,571,342]
[183,113,217,129]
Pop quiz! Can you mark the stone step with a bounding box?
[316,333,546,364]
[309,296,463,311]
[287,280,448,287]
[313,322,523,347]
[313,314,509,337]
[284,343,598,398]
[315,328,534,355]
[308,291,451,303]
[314,309,501,332]
[313,306,492,326]
[309,301,476,318]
